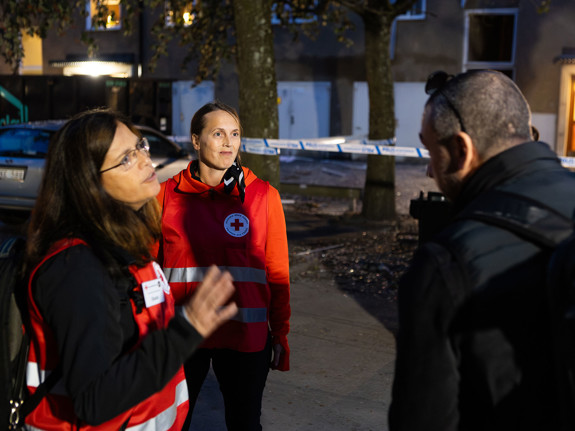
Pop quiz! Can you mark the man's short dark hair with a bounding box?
[426,70,533,160]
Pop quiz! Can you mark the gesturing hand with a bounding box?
[182,265,237,338]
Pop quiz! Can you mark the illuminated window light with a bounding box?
[165,1,194,27]
[183,12,192,25]
[87,0,121,30]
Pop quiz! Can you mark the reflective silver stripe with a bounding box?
[163,267,203,282]
[164,266,266,284]
[25,366,188,431]
[126,379,188,431]
[232,308,268,323]
[26,362,66,396]
[26,361,43,388]
[226,267,267,283]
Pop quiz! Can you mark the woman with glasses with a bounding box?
[22,108,237,430]
[154,101,291,431]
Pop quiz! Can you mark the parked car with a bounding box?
[0,121,193,223]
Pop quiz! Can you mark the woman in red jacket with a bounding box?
[155,101,291,430]
[22,108,236,430]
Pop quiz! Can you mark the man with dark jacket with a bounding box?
[389,69,575,430]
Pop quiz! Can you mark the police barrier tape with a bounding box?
[240,137,429,158]
[172,136,575,168]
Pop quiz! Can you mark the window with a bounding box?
[165,1,195,27]
[142,130,182,158]
[20,33,43,75]
[396,0,426,21]
[0,128,52,158]
[464,9,517,76]
[566,76,575,156]
[86,0,121,31]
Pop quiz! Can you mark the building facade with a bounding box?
[1,0,575,155]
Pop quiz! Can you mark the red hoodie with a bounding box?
[154,162,290,370]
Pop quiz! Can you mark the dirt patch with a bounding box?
[279,160,439,334]
[284,196,423,335]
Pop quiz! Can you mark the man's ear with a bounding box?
[450,132,478,175]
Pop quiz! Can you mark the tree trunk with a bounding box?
[361,10,396,220]
[232,0,280,188]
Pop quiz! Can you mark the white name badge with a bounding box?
[152,262,171,295]
[142,279,166,308]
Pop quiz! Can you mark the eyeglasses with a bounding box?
[425,70,467,133]
[100,137,150,173]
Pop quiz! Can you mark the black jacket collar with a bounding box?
[453,141,563,214]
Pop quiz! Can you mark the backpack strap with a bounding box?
[456,189,574,248]
[9,239,86,429]
[10,364,61,429]
[430,189,574,309]
[0,236,33,430]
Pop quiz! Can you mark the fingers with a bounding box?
[194,265,234,306]
[217,302,239,322]
[271,344,283,369]
[183,265,236,338]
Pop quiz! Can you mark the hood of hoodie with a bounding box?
[170,161,257,196]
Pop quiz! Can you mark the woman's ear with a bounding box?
[191,134,200,151]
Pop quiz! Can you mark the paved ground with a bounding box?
[189,159,439,431]
[190,236,396,431]
[191,256,397,431]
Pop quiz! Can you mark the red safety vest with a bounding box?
[160,177,270,352]
[25,238,188,431]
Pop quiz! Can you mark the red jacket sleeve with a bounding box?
[150,181,168,260]
[266,185,291,371]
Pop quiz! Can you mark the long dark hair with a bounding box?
[25,108,161,275]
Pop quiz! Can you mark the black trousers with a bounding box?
[182,338,272,431]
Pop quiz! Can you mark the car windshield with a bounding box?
[142,132,183,158]
[0,128,51,158]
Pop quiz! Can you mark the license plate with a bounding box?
[0,167,26,181]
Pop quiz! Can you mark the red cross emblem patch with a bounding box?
[224,213,249,237]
